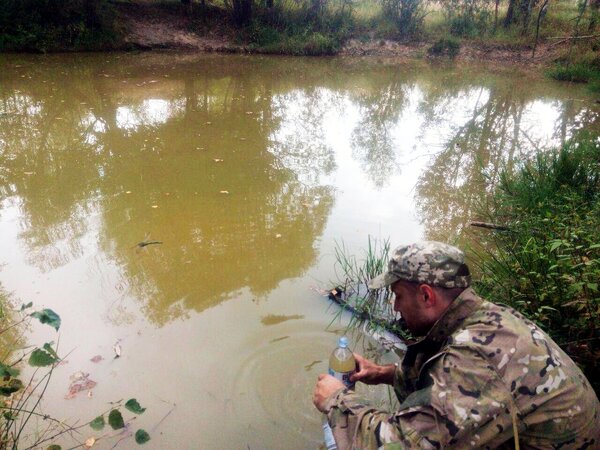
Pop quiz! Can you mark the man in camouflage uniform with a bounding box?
[313,241,600,449]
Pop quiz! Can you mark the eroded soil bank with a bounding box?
[117,2,562,67]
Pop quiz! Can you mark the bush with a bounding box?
[427,37,461,57]
[473,134,600,395]
[243,0,350,55]
[259,31,340,55]
[440,0,493,37]
[380,0,425,38]
[303,31,340,55]
[0,0,116,51]
[547,63,597,83]
[246,22,282,47]
[245,16,342,55]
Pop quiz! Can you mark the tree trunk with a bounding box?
[589,0,600,31]
[504,0,517,27]
[232,0,252,26]
[520,0,537,33]
[494,0,500,33]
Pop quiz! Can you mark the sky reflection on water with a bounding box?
[0,53,597,449]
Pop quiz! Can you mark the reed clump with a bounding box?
[332,237,413,341]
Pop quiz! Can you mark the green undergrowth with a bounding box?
[548,63,599,83]
[472,133,600,395]
[427,36,460,58]
[547,47,600,92]
[0,0,118,52]
[0,290,151,448]
[244,25,343,55]
[240,5,352,55]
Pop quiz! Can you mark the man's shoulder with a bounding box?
[446,297,562,379]
[448,296,528,350]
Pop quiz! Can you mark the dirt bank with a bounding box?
[116,1,561,66]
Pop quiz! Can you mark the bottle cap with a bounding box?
[338,336,349,348]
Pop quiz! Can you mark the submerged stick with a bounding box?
[469,221,510,231]
[135,240,163,248]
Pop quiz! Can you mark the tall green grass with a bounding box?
[331,237,414,341]
[472,134,600,395]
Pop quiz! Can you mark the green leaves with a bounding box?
[20,302,33,311]
[475,133,600,394]
[549,240,564,252]
[0,362,19,378]
[89,415,105,431]
[29,343,59,367]
[125,398,146,415]
[135,429,151,444]
[30,309,61,331]
[108,409,125,430]
[0,377,23,396]
[46,445,62,450]
[90,405,150,445]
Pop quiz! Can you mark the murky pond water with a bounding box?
[0,53,598,449]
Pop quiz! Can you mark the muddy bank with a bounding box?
[116,2,560,66]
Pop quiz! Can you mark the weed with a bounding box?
[381,0,426,38]
[472,134,600,395]
[0,0,117,52]
[427,36,461,57]
[331,237,413,341]
[0,292,151,447]
[547,63,597,83]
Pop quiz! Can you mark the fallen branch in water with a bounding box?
[548,34,600,40]
[469,221,510,231]
[135,240,163,248]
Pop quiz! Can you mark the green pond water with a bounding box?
[0,52,598,449]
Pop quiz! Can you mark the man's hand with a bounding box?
[313,374,345,413]
[350,353,396,385]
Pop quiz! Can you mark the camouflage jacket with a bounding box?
[324,288,600,449]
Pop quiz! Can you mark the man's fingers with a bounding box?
[317,373,328,381]
[353,353,365,364]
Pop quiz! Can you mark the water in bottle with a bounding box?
[328,336,356,389]
[323,336,356,450]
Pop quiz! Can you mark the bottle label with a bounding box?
[328,368,355,389]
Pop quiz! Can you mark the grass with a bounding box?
[0,0,594,60]
[427,36,460,58]
[330,237,414,341]
[547,48,600,87]
[547,62,597,82]
[472,132,600,395]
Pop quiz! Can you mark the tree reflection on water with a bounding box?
[0,55,597,325]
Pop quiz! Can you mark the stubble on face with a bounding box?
[391,281,429,336]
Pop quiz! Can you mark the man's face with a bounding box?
[391,281,430,336]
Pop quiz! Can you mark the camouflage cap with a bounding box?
[368,241,471,289]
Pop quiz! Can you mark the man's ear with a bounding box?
[419,284,436,307]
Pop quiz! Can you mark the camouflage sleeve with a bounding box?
[325,346,516,449]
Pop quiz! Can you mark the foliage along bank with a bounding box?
[0,0,118,52]
[1,0,600,62]
[472,133,600,395]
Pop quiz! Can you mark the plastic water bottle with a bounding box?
[322,418,337,450]
[322,336,356,450]
[328,336,356,389]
